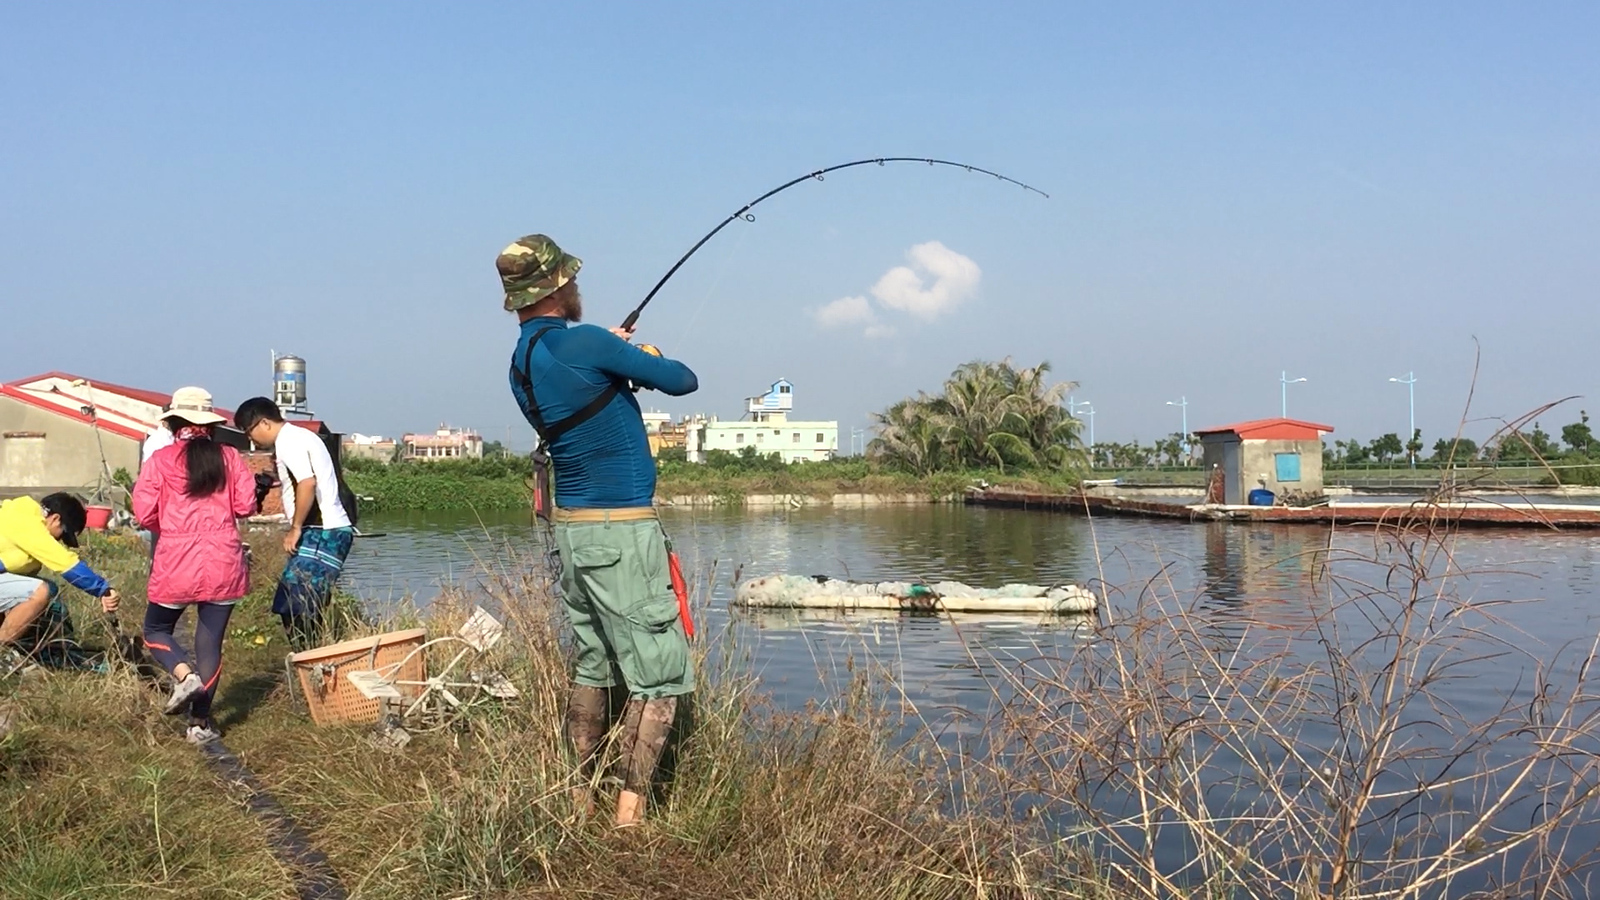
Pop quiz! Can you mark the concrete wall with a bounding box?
[1200,434,1324,503]
[0,397,142,495]
[659,492,958,507]
[1239,438,1324,499]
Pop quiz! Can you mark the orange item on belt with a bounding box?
[667,548,693,639]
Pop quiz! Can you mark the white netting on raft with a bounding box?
[733,575,1099,613]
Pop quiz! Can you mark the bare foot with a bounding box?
[614,789,645,827]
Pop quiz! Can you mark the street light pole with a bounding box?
[1389,372,1417,467]
[1166,396,1188,462]
[1069,398,1097,464]
[1280,371,1307,418]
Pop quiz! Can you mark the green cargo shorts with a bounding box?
[554,517,693,700]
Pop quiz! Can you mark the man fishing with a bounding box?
[0,493,120,672]
[500,233,698,827]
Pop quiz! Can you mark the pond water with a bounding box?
[344,506,1600,708]
[342,505,1600,890]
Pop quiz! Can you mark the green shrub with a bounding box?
[344,457,530,512]
[1547,465,1600,487]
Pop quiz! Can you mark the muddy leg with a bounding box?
[565,684,609,817]
[615,696,677,827]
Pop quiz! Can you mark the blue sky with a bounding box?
[4,2,1597,451]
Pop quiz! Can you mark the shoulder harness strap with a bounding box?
[511,327,623,445]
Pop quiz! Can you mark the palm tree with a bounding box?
[868,359,1086,475]
[868,397,942,475]
[931,360,1025,469]
[1157,434,1185,467]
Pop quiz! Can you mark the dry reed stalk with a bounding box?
[943,500,1600,899]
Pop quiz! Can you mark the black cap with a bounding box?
[39,492,86,548]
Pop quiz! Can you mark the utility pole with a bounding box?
[1389,372,1417,467]
[1068,398,1096,465]
[1280,371,1307,418]
[1166,396,1189,462]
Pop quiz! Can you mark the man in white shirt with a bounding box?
[141,420,174,465]
[139,411,177,558]
[233,397,355,649]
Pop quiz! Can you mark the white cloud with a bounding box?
[869,241,981,320]
[811,241,980,338]
[814,294,875,328]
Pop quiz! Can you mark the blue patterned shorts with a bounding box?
[271,527,354,617]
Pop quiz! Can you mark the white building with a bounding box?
[341,432,397,462]
[402,424,484,461]
[640,411,672,434]
[684,379,838,464]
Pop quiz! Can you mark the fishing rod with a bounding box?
[619,157,1049,332]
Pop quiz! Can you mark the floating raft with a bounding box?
[734,575,1099,614]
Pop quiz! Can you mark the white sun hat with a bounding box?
[166,386,227,426]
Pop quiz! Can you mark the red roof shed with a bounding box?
[1193,418,1334,441]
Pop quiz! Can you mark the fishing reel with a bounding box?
[629,344,663,393]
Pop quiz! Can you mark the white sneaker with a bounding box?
[164,673,204,715]
[185,723,221,744]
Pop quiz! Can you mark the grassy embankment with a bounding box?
[0,530,1030,900]
[653,456,1081,502]
[343,454,1083,511]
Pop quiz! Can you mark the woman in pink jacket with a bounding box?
[133,386,258,744]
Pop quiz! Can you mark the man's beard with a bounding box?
[557,286,583,322]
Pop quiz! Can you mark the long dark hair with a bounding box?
[165,416,226,497]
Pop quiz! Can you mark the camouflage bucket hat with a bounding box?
[498,234,582,311]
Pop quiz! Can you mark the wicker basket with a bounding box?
[288,628,428,726]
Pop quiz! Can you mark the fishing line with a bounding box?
[620,157,1048,331]
[672,220,753,351]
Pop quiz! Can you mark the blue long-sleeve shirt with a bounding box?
[509,317,698,508]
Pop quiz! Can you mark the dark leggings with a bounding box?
[142,602,234,721]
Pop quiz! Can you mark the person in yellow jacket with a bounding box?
[0,494,120,666]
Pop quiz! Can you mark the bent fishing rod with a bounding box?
[619,157,1049,332]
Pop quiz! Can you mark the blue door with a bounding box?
[1275,452,1301,483]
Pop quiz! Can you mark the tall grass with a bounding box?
[954,509,1600,898]
[0,532,291,899]
[0,529,1034,899]
[256,547,1029,898]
